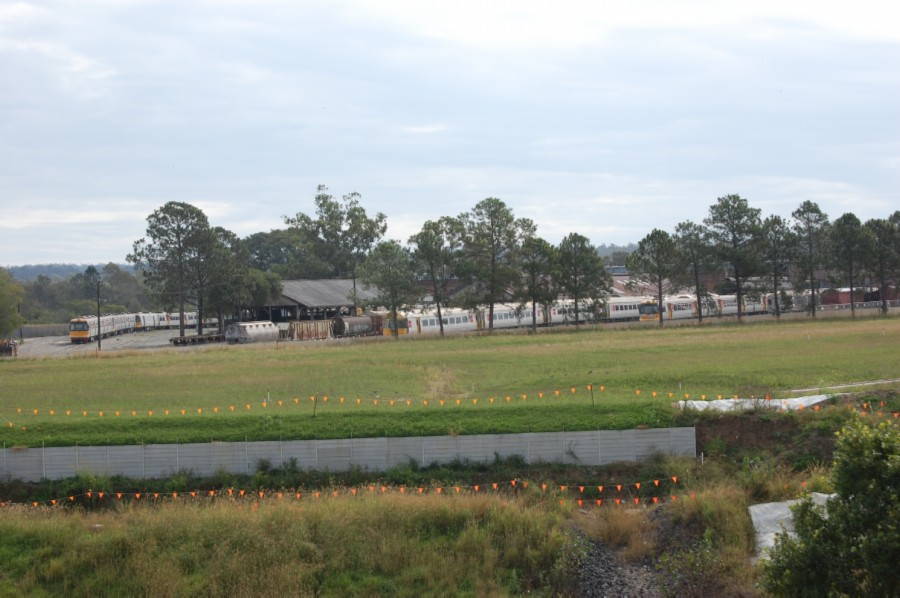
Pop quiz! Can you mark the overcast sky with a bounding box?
[1,1,898,265]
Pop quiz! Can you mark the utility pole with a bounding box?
[96,278,102,351]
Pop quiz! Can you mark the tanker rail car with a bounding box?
[332,315,384,337]
[225,321,279,344]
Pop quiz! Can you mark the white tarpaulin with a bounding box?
[677,394,830,412]
[748,492,834,558]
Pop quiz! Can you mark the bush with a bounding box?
[762,420,900,597]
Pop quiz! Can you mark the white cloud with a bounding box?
[0,39,116,98]
[344,0,900,49]
[1,1,897,264]
[402,124,447,134]
[0,2,47,23]
[0,208,148,230]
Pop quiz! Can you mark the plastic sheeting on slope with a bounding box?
[677,394,830,412]
[748,492,834,559]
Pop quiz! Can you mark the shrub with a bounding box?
[762,420,900,597]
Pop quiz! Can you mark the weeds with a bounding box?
[0,495,584,597]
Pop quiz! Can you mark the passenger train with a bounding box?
[68,312,208,344]
[636,294,769,322]
[378,292,793,337]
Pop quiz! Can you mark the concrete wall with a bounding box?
[0,427,695,482]
[20,324,70,338]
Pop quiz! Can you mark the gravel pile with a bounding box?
[578,540,660,598]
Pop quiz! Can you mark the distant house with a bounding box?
[250,279,379,322]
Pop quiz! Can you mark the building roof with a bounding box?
[276,279,379,308]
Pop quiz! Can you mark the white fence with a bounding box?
[0,427,696,482]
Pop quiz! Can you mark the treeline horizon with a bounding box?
[1,186,899,335]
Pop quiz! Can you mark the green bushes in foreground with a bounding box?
[762,421,900,597]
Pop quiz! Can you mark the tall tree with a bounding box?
[408,217,465,337]
[188,226,223,335]
[830,213,869,318]
[204,227,251,332]
[627,229,679,327]
[792,201,830,317]
[100,263,150,312]
[674,221,714,324]
[0,269,25,338]
[864,218,898,315]
[344,191,388,308]
[68,266,101,301]
[128,202,210,337]
[891,211,900,287]
[245,269,283,318]
[244,229,328,279]
[459,198,534,331]
[557,233,610,325]
[517,236,557,332]
[358,241,420,338]
[760,215,797,318]
[704,194,762,321]
[284,185,386,308]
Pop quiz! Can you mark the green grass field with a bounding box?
[1,316,898,446]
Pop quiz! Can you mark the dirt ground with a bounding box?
[13,327,224,359]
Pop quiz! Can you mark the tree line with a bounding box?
[626,195,900,325]
[2,188,898,339]
[5,264,151,326]
[361,194,900,334]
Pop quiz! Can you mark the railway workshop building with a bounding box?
[250,279,380,322]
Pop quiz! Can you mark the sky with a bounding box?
[1,0,898,265]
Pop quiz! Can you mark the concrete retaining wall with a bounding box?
[0,427,695,482]
[19,324,70,338]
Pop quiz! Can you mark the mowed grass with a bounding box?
[1,316,898,446]
[0,495,581,597]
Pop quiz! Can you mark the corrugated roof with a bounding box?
[277,279,379,308]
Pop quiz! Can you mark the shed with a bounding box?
[252,279,380,322]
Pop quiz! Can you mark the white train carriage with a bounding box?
[407,308,478,335]
[717,295,739,316]
[68,313,133,343]
[714,294,768,316]
[487,303,528,329]
[763,290,797,314]
[517,301,552,327]
[743,295,768,315]
[169,312,198,329]
[664,295,698,320]
[547,299,598,325]
[638,295,719,322]
[134,312,159,331]
[605,296,651,322]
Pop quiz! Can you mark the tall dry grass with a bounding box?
[0,494,583,597]
[573,507,657,561]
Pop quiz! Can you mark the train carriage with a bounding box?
[69,311,202,343]
[606,296,651,322]
[406,308,477,335]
